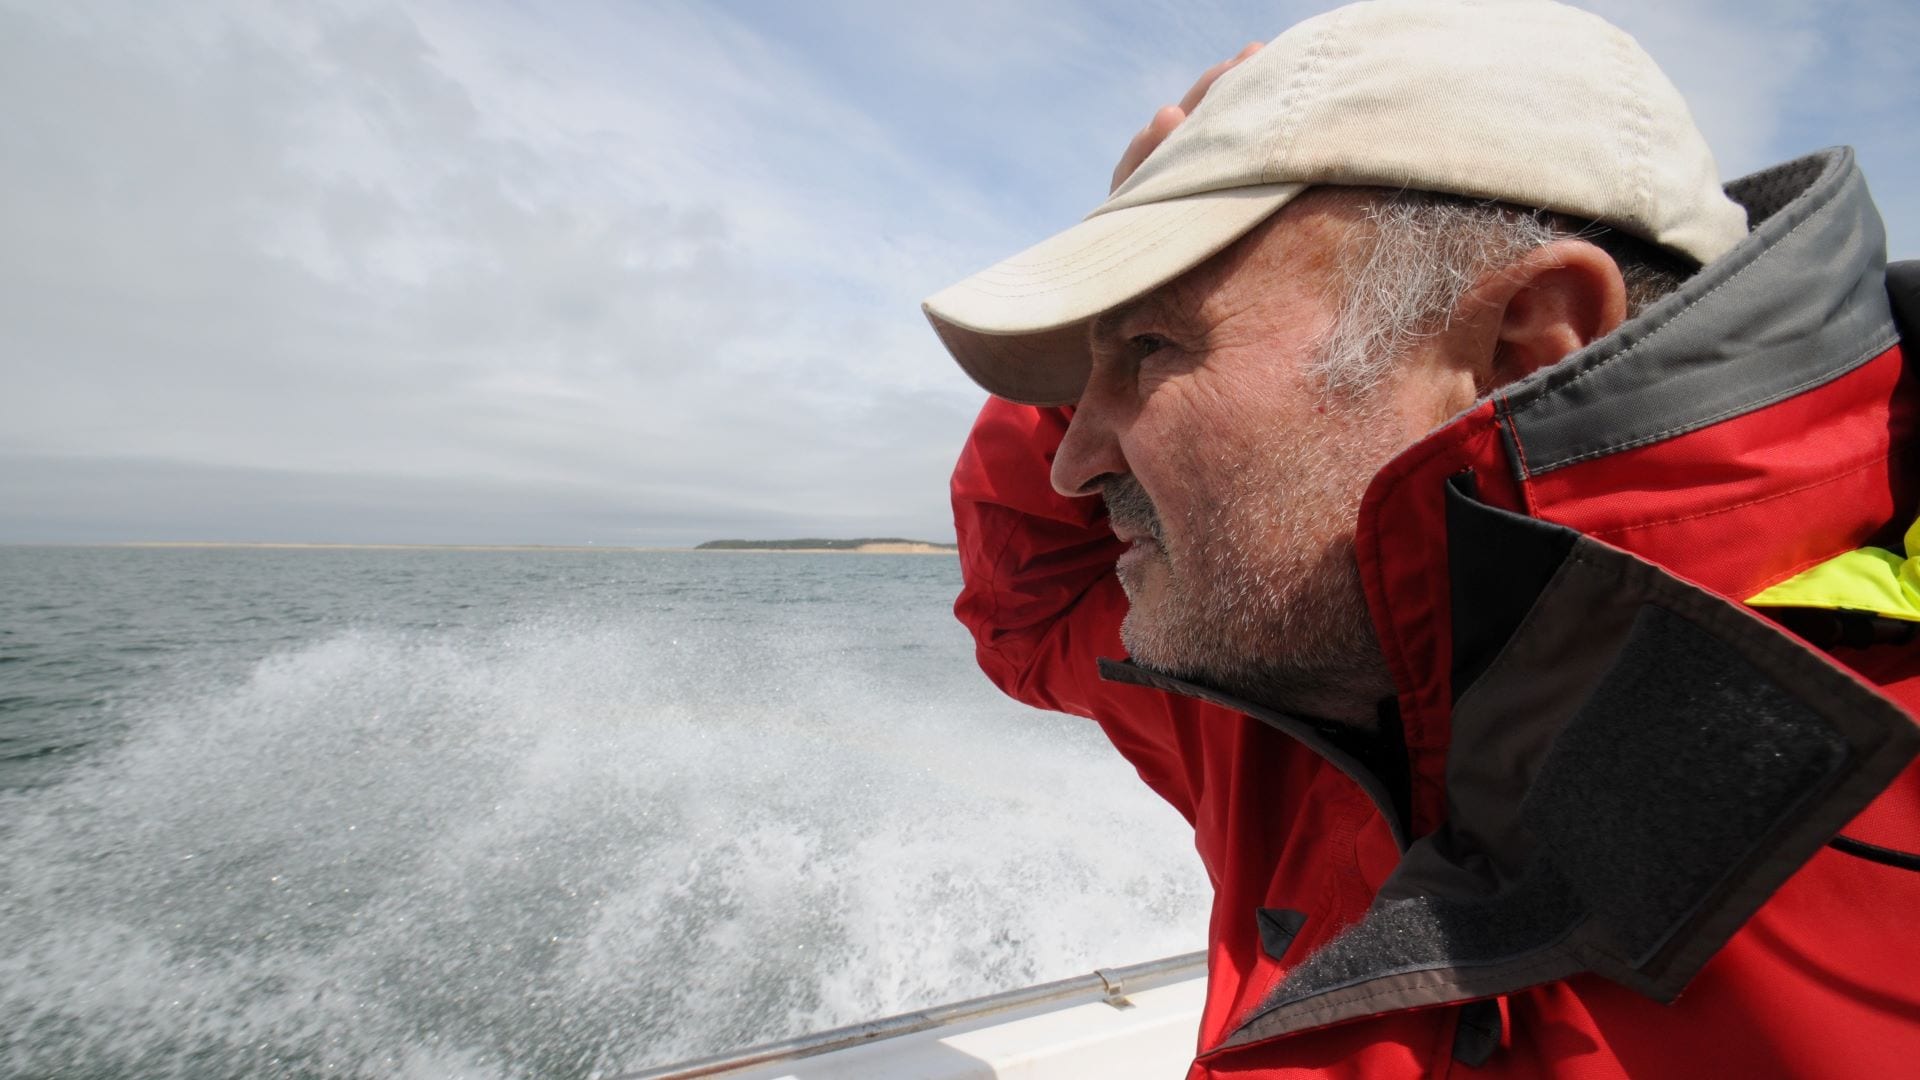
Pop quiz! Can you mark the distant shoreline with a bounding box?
[697,542,956,555]
[694,537,958,555]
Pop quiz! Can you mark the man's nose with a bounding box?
[1050,391,1128,498]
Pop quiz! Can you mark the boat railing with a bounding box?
[612,949,1208,1079]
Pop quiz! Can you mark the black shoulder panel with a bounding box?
[1255,907,1308,962]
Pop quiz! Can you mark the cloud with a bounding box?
[0,0,1001,544]
[0,0,1913,544]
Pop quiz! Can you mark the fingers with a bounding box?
[1110,42,1265,194]
[1112,106,1185,193]
[1176,59,1233,115]
[1177,41,1262,114]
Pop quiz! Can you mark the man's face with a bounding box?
[1050,194,1435,723]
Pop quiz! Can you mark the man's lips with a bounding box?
[1109,520,1161,546]
[1115,534,1163,576]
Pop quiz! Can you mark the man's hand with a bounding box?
[1109,42,1263,194]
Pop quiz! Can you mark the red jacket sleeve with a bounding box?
[950,397,1229,825]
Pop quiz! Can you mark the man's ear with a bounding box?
[1472,240,1628,393]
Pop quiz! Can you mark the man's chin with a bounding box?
[1116,596,1187,673]
[1118,597,1393,726]
[1115,546,1200,670]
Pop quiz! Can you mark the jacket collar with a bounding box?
[1355,146,1911,840]
[1220,487,1917,1049]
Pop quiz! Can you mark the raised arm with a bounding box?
[952,397,1229,824]
[951,400,1126,716]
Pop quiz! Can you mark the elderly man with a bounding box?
[923,1,1920,1076]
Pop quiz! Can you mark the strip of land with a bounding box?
[695,538,957,554]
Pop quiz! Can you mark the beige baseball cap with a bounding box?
[923,0,1749,405]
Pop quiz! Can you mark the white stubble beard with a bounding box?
[1105,389,1402,724]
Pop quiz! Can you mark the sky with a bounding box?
[1,0,1915,546]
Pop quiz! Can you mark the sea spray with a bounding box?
[0,548,1208,1079]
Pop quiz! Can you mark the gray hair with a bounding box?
[1310,189,1697,394]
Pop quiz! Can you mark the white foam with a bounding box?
[2,609,1207,1078]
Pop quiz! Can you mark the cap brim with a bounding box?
[923,183,1305,405]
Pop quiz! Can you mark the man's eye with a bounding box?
[1129,334,1169,359]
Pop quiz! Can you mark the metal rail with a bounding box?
[612,950,1207,1080]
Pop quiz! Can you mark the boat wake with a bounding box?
[1,610,1206,1078]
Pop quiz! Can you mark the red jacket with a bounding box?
[951,148,1920,1077]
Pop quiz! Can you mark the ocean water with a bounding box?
[0,546,1208,1079]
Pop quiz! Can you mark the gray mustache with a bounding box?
[1101,477,1166,546]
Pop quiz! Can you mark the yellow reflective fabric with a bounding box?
[1747,515,1920,622]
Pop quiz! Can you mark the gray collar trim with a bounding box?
[1501,147,1898,476]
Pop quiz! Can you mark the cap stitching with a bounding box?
[979,208,1205,276]
[1609,26,1656,233]
[968,202,1214,281]
[956,202,1266,300]
[1260,13,1336,185]
[1002,185,1299,276]
[958,207,1207,297]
